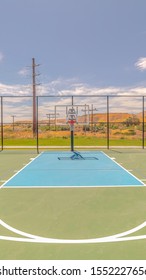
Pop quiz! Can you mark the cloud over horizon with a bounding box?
[0,78,146,97]
[0,78,146,122]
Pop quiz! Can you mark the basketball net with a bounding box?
[68,119,76,131]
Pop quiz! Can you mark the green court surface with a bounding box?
[0,149,146,260]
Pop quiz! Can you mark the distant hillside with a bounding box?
[15,112,146,124]
[78,112,146,123]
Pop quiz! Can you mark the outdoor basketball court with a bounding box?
[0,148,146,260]
[2,151,144,187]
[0,100,146,260]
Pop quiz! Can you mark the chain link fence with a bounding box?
[0,95,146,151]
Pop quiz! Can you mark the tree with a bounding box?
[123,115,140,127]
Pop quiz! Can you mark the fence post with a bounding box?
[107,96,110,149]
[1,97,3,151]
[142,96,145,149]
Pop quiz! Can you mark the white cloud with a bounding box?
[135,57,146,71]
[0,79,146,121]
[0,83,31,96]
[18,67,29,76]
[0,51,4,62]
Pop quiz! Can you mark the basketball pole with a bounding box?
[71,126,74,151]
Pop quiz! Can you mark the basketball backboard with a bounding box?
[54,104,89,125]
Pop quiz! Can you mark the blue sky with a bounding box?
[0,0,146,85]
[1,0,146,101]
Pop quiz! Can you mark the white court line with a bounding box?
[3,185,146,189]
[101,151,145,186]
[0,218,146,244]
[1,153,42,188]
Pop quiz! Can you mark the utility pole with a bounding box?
[81,104,97,133]
[90,104,98,131]
[32,58,40,137]
[81,104,89,135]
[46,113,59,130]
[11,115,16,132]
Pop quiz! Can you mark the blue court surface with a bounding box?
[2,151,144,188]
[2,151,144,187]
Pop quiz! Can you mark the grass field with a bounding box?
[2,136,145,146]
[0,149,146,259]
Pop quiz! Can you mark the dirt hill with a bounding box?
[78,112,146,123]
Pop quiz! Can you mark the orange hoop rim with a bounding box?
[68,119,76,125]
